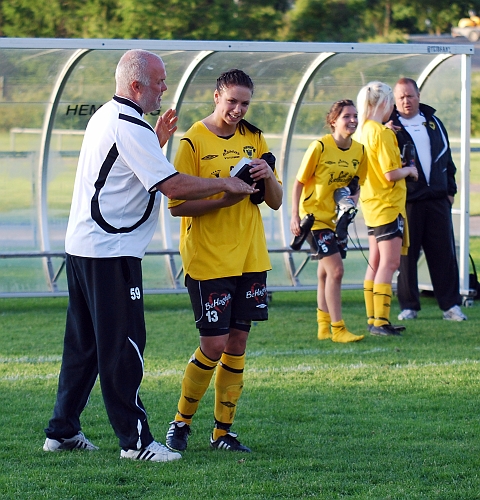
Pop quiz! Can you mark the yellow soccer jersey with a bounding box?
[296,134,367,231]
[358,120,406,227]
[169,121,280,281]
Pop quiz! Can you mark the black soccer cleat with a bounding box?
[369,323,403,336]
[166,420,191,452]
[210,432,251,452]
[367,323,405,333]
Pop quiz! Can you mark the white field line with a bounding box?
[1,352,479,381]
[247,347,389,357]
[0,355,62,363]
[0,349,387,365]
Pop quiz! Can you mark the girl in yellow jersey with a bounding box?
[356,81,418,336]
[165,69,283,453]
[291,100,368,343]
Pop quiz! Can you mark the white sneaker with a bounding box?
[120,441,182,462]
[443,305,467,321]
[43,431,98,451]
[398,309,418,320]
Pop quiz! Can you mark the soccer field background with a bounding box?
[0,240,479,499]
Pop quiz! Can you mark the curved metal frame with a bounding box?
[37,48,91,291]
[416,53,452,88]
[277,52,335,285]
[159,50,214,288]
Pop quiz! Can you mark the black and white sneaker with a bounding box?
[210,432,251,452]
[43,431,98,451]
[166,420,191,452]
[370,323,402,336]
[120,441,181,462]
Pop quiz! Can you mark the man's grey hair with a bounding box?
[115,49,161,93]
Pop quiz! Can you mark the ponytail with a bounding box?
[356,81,393,137]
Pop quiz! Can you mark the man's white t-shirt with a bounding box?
[398,112,432,183]
[65,96,178,258]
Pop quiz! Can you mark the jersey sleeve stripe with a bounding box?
[119,113,154,132]
[180,137,196,153]
[149,171,180,192]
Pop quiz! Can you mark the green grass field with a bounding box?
[1,267,480,498]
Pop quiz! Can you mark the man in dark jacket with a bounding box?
[390,77,467,321]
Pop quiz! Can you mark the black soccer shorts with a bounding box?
[367,214,404,242]
[185,272,268,334]
[307,228,342,260]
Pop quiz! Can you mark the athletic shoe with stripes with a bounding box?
[43,431,98,451]
[166,420,191,452]
[210,432,251,452]
[120,441,182,462]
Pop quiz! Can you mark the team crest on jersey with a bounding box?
[223,149,240,160]
[428,121,436,130]
[211,170,221,178]
[245,282,268,307]
[243,146,255,158]
[352,159,359,169]
[205,292,232,313]
[202,154,218,160]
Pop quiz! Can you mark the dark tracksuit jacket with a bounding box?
[389,103,460,311]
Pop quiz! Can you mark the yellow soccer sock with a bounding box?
[176,347,218,425]
[212,427,228,441]
[213,352,245,435]
[364,280,375,326]
[317,309,332,340]
[373,283,392,327]
[331,320,364,343]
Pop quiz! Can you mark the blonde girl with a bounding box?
[356,82,418,336]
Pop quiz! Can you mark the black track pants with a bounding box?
[397,198,461,312]
[45,255,154,450]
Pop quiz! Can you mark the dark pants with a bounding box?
[397,197,461,312]
[45,255,154,450]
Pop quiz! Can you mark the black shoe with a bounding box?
[210,432,251,452]
[367,323,405,333]
[370,323,402,336]
[166,421,191,452]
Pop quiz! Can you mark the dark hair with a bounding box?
[326,99,356,132]
[216,68,255,95]
[215,68,261,136]
[395,77,420,94]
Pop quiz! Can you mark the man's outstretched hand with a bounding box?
[155,109,178,147]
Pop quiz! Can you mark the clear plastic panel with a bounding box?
[0,43,469,294]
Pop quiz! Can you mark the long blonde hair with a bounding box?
[356,81,394,137]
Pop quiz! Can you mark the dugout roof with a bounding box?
[0,38,473,297]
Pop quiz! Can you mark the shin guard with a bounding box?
[213,352,245,436]
[373,283,392,327]
[176,347,218,424]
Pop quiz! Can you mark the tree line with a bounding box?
[1,0,479,42]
